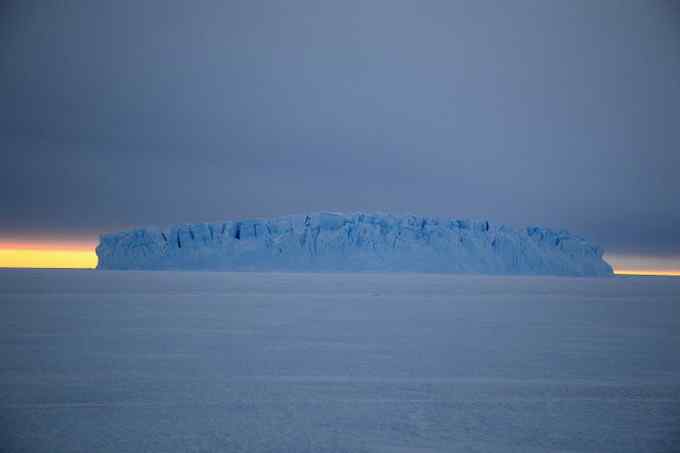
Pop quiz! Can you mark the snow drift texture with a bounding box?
[96,212,613,276]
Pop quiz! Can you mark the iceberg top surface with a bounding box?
[96,212,613,276]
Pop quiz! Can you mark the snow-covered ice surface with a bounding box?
[96,212,613,276]
[1,270,679,453]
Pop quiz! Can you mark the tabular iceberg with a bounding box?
[96,212,613,276]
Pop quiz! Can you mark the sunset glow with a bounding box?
[0,242,98,269]
[605,254,680,278]
[614,270,680,277]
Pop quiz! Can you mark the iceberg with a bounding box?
[96,212,613,276]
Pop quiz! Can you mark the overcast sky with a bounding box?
[1,0,679,258]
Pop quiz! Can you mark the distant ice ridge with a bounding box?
[96,212,613,276]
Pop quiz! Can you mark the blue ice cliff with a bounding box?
[96,212,613,276]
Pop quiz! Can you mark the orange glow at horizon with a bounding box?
[605,253,680,277]
[614,270,680,277]
[0,241,98,269]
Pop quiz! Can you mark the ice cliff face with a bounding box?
[96,212,613,276]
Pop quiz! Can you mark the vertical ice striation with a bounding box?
[96,212,613,276]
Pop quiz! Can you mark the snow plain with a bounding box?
[1,270,679,452]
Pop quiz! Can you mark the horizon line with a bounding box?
[0,243,679,276]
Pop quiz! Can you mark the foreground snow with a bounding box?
[1,270,678,452]
[96,212,613,276]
